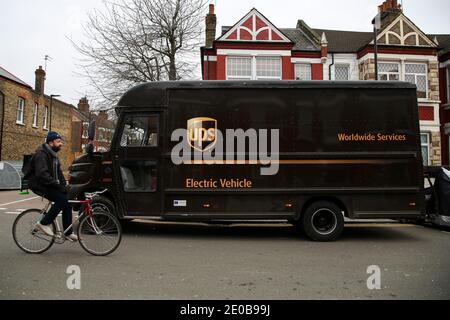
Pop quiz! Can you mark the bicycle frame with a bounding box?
[40,198,96,241]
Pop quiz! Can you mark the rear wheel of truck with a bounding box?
[302,201,344,242]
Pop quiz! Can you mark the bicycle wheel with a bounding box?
[78,210,122,256]
[12,209,55,254]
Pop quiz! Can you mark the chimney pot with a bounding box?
[205,4,217,48]
[34,66,46,95]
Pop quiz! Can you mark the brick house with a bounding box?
[0,65,86,171]
[201,1,448,166]
[436,36,450,164]
[78,98,115,153]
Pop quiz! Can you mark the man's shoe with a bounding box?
[35,222,54,237]
[65,234,79,242]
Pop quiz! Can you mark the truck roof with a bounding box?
[117,80,417,108]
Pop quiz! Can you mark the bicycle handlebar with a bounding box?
[84,189,108,199]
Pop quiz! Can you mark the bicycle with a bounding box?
[12,190,122,256]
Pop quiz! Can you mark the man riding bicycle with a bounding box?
[28,131,78,242]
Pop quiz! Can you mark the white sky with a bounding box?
[0,0,449,107]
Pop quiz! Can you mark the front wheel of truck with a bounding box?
[302,201,344,242]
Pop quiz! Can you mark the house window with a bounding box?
[43,106,49,130]
[335,64,350,80]
[405,63,428,99]
[32,103,38,127]
[421,133,430,166]
[82,122,89,139]
[378,62,400,81]
[226,57,252,80]
[256,57,281,80]
[16,97,25,124]
[295,64,311,80]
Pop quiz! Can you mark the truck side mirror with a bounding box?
[85,143,94,154]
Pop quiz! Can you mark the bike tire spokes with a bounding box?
[12,209,55,254]
[78,210,122,256]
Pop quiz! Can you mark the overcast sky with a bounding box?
[0,0,449,108]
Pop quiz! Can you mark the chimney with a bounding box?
[34,66,46,95]
[378,0,402,13]
[321,32,328,63]
[205,4,216,48]
[98,110,109,122]
[78,97,90,116]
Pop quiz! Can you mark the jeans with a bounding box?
[40,187,73,235]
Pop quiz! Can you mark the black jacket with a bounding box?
[28,144,67,196]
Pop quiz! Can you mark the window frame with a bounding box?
[16,97,25,125]
[226,56,253,80]
[378,62,401,81]
[334,64,350,81]
[405,62,428,99]
[226,55,282,80]
[294,63,312,81]
[43,106,49,130]
[118,114,160,148]
[32,103,38,128]
[420,132,430,166]
[255,56,282,80]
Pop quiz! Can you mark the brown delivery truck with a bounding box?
[68,81,425,241]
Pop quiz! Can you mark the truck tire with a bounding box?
[90,195,116,217]
[302,201,344,241]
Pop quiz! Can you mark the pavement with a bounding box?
[0,190,450,300]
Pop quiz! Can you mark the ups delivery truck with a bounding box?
[68,81,425,241]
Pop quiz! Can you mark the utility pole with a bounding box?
[372,13,382,81]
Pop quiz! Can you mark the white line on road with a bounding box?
[0,196,40,207]
[0,208,7,210]
[5,212,21,215]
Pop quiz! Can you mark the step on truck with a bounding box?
[68,81,425,241]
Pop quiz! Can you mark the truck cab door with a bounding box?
[113,112,163,217]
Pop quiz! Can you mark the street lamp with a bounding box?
[49,94,60,131]
[372,13,382,81]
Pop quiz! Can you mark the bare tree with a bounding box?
[71,0,208,109]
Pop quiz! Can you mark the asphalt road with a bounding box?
[0,190,449,300]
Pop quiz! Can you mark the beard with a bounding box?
[51,145,61,152]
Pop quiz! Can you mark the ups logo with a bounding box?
[187,117,217,152]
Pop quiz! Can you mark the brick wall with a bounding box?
[0,78,81,172]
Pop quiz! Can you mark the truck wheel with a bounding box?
[90,196,116,217]
[302,201,344,241]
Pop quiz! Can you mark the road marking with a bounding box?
[0,208,7,210]
[5,212,21,215]
[0,196,40,207]
[16,209,26,212]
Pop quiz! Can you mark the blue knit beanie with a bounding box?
[46,131,62,143]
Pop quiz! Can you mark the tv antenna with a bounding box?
[44,55,53,72]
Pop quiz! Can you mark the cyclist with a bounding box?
[28,131,78,242]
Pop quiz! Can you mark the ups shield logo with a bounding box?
[187,117,217,152]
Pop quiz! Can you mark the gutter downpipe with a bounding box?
[328,53,335,80]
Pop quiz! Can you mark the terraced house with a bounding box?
[201,0,450,166]
[0,65,86,171]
